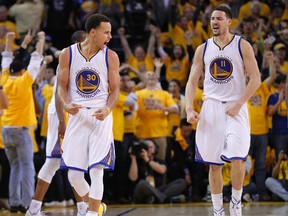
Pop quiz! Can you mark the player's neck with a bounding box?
[213,32,233,47]
[79,41,99,56]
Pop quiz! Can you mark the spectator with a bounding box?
[117,26,155,81]
[1,30,44,213]
[8,0,44,42]
[265,150,288,201]
[167,79,186,136]
[267,74,288,158]
[129,139,186,204]
[44,0,79,49]
[167,119,207,201]
[0,5,19,53]
[135,71,178,161]
[110,71,137,203]
[248,49,277,201]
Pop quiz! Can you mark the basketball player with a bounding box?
[57,14,120,216]
[185,5,261,216]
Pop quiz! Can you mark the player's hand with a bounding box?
[63,103,82,115]
[225,102,242,117]
[58,121,66,139]
[92,107,110,121]
[186,110,200,124]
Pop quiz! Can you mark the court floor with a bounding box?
[0,202,288,216]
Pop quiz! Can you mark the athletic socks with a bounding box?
[28,200,42,214]
[231,187,243,202]
[211,193,224,211]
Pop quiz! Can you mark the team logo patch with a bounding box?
[76,70,100,94]
[209,57,233,80]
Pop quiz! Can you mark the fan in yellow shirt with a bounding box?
[167,79,186,136]
[238,0,270,21]
[135,71,178,160]
[117,27,155,80]
[247,50,276,201]
[1,30,44,211]
[40,74,56,137]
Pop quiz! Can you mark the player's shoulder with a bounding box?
[107,48,119,61]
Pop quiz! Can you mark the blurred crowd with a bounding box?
[1,0,288,211]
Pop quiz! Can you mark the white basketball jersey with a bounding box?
[68,43,109,108]
[203,35,246,102]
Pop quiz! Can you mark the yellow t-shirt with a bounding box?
[127,54,154,79]
[248,81,270,134]
[135,88,176,138]
[2,71,37,127]
[112,92,126,141]
[278,161,288,180]
[0,21,20,51]
[40,84,54,137]
[169,21,208,52]
[164,56,190,87]
[238,1,271,20]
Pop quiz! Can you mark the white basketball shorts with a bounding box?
[60,107,115,172]
[46,103,61,158]
[195,99,250,165]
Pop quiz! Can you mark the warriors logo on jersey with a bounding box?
[210,56,233,80]
[76,69,100,94]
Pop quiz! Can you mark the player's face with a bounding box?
[210,10,231,37]
[93,22,112,50]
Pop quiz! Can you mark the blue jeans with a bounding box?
[265,177,288,201]
[271,134,288,159]
[249,134,268,196]
[2,127,35,207]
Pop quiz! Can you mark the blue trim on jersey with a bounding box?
[105,47,108,69]
[46,155,62,159]
[221,155,247,162]
[69,46,72,70]
[60,165,88,173]
[195,159,224,166]
[203,41,208,60]
[89,162,114,170]
[238,37,243,60]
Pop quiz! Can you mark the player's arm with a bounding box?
[226,39,261,117]
[185,44,205,124]
[107,49,120,112]
[55,71,66,138]
[239,39,261,105]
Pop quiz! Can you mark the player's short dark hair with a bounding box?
[85,14,110,33]
[213,4,232,19]
[71,30,86,43]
